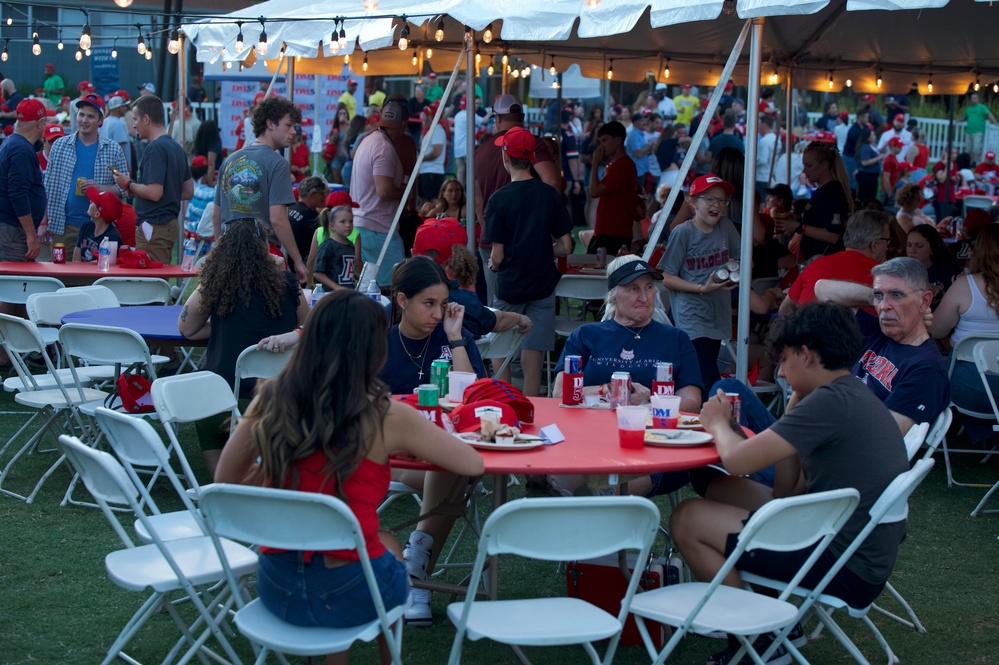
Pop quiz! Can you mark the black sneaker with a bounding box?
[706,638,792,665]
[786,622,806,649]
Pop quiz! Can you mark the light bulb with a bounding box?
[876,70,882,88]
[85,48,91,57]
[226,61,233,70]
[425,47,432,59]
[168,29,181,55]
[1,48,6,62]
[487,64,494,75]
[398,20,409,50]
[235,23,243,52]
[74,48,82,62]
[664,59,670,79]
[476,50,481,65]
[145,49,152,61]
[828,73,834,89]
[975,82,981,92]
[344,54,350,65]
[114,0,133,7]
[511,69,519,79]
[338,23,347,49]
[329,38,338,55]
[435,20,444,42]
[111,45,117,59]
[483,23,493,44]
[362,0,378,12]
[6,14,10,26]
[927,79,933,93]
[257,31,268,57]
[138,36,146,55]
[362,55,368,72]
[522,66,530,77]
[57,34,63,50]
[607,59,614,80]
[550,63,556,76]
[412,50,418,66]
[80,23,92,51]
[585,0,600,7]
[501,51,508,65]
[32,36,40,56]
[846,78,852,88]
[994,83,999,94]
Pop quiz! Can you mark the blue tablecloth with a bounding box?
[62,306,188,342]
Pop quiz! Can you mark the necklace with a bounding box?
[399,327,433,380]
[614,319,650,340]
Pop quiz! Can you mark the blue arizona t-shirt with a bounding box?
[852,310,949,424]
[556,319,703,392]
[381,324,486,395]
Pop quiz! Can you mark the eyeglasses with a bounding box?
[695,195,730,207]
[872,289,916,304]
[872,236,891,245]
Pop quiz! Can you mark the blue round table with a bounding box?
[62,305,189,342]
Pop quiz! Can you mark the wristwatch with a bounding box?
[447,338,467,350]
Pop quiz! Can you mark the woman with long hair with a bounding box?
[782,140,855,259]
[907,224,961,309]
[193,119,222,171]
[341,115,369,190]
[216,291,483,664]
[582,104,603,136]
[930,224,999,444]
[179,217,309,475]
[327,103,351,183]
[422,178,467,222]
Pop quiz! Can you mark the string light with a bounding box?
[876,68,882,88]
[483,22,493,44]
[79,11,92,50]
[111,38,118,59]
[411,49,418,66]
[1,40,8,62]
[167,27,181,55]
[974,72,981,92]
[31,24,40,56]
[235,22,243,52]
[828,72,834,89]
[845,78,852,88]
[344,53,350,65]
[85,48,91,57]
[329,31,338,54]
[137,29,147,55]
[521,66,530,77]
[664,58,670,80]
[487,64,494,76]
[927,74,933,94]
[501,49,509,65]
[362,54,368,71]
[257,18,268,57]
[435,19,444,42]
[398,16,410,50]
[144,44,152,60]
[475,49,481,65]
[57,30,63,51]
[511,69,520,79]
[114,0,133,8]
[994,82,999,94]
[425,47,432,59]
[5,5,11,26]
[606,58,614,80]
[74,47,82,62]
[549,55,556,76]
[338,20,347,49]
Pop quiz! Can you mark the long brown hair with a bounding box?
[246,291,391,495]
[970,224,999,317]
[804,141,856,215]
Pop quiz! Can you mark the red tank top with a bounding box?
[260,452,388,561]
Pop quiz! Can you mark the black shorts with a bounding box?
[725,527,886,611]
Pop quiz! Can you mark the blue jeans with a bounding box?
[706,378,776,488]
[356,227,405,288]
[257,550,408,628]
[843,155,858,191]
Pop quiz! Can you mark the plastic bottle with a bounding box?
[366,278,381,302]
[97,237,111,272]
[181,237,197,272]
[310,283,324,307]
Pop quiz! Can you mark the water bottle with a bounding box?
[97,237,111,272]
[181,237,197,272]
[366,278,381,302]
[310,283,324,307]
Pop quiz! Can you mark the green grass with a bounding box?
[1,387,997,664]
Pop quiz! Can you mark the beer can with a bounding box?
[610,371,631,409]
[75,177,86,196]
[431,359,450,396]
[564,355,582,375]
[655,362,673,382]
[725,392,742,423]
[714,268,730,282]
[416,384,439,407]
[52,243,66,263]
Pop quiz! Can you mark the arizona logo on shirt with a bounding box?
[439,347,453,361]
[620,349,635,361]
[858,350,898,390]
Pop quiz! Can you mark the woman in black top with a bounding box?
[783,141,855,259]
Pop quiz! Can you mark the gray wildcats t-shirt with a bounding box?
[658,217,741,341]
[770,375,909,586]
[215,142,295,233]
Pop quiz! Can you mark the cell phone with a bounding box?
[108,165,118,175]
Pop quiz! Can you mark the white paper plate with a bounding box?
[677,415,704,429]
[644,429,713,447]
[456,433,545,451]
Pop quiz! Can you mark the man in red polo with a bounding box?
[587,120,638,253]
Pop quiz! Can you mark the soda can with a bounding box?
[655,362,673,382]
[725,392,742,423]
[610,372,631,409]
[714,268,730,282]
[729,271,741,284]
[564,355,582,375]
[52,243,66,263]
[431,359,450,396]
[416,384,439,407]
[726,259,740,273]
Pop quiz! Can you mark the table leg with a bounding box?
[487,473,507,601]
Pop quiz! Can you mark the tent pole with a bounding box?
[642,19,751,263]
[785,69,793,184]
[286,55,294,166]
[736,17,764,386]
[465,30,476,250]
[177,32,187,258]
[312,72,322,177]
[356,47,466,289]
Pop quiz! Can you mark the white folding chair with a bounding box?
[902,421,931,463]
[93,276,173,305]
[230,345,293,431]
[95,407,205,542]
[447,496,660,665]
[58,284,121,308]
[199,483,409,665]
[479,327,526,378]
[628,488,860,665]
[56,435,256,665]
[152,371,239,498]
[942,335,999,487]
[26,290,99,358]
[962,194,994,216]
[0,275,64,305]
[0,314,107,503]
[969,341,999,516]
[741,460,935,665]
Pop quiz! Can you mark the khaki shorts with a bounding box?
[136,217,179,265]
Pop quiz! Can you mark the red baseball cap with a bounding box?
[887,136,905,148]
[861,94,876,103]
[85,186,123,223]
[325,190,359,209]
[45,63,55,71]
[449,400,520,433]
[112,89,131,102]
[689,174,735,197]
[724,81,734,92]
[427,72,438,79]
[494,126,535,159]
[191,155,209,169]
[43,124,64,141]
[77,92,106,117]
[59,96,70,105]
[461,378,535,423]
[986,151,996,161]
[347,78,358,85]
[897,161,912,172]
[412,218,468,265]
[77,80,96,93]
[16,99,56,122]
[681,83,691,89]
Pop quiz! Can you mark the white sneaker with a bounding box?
[405,586,433,626]
[403,531,433,579]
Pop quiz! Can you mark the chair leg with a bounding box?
[870,581,926,632]
[813,606,872,665]
[861,614,899,665]
[0,410,62,502]
[971,479,999,516]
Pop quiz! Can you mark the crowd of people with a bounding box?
[4,70,999,665]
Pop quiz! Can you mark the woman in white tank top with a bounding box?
[929,224,999,442]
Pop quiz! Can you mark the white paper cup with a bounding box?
[448,370,477,403]
[651,394,682,428]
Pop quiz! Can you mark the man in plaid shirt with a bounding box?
[43,93,127,255]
